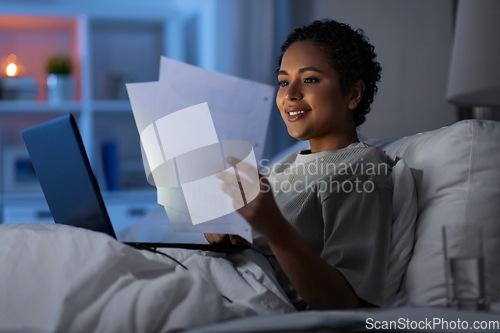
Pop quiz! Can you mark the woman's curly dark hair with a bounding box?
[278,19,381,126]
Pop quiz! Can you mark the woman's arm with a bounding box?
[218,157,362,310]
[263,213,362,309]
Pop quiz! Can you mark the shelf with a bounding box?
[0,100,135,113]
[102,189,156,202]
[0,14,165,208]
[0,100,81,113]
[92,100,132,112]
[1,192,46,204]
[1,189,157,205]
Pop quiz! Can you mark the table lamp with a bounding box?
[446,0,500,120]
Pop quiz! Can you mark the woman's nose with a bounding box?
[285,82,303,101]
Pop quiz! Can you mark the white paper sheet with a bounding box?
[126,57,274,243]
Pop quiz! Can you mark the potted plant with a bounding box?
[46,54,75,104]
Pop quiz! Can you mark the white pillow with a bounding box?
[383,159,417,307]
[384,120,500,306]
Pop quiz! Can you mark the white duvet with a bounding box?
[0,223,295,333]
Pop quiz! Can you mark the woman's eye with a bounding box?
[304,77,318,83]
[279,81,289,87]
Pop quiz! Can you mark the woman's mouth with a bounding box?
[287,110,311,121]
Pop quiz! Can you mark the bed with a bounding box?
[1,119,500,332]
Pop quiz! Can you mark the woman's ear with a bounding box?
[348,80,365,110]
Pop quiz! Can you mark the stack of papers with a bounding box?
[126,57,274,242]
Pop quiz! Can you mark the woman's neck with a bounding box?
[308,131,360,153]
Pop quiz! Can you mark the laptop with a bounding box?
[22,113,250,252]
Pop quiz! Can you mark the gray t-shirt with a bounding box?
[253,142,393,309]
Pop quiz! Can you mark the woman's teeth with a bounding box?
[289,110,307,115]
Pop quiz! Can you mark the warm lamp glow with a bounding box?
[3,54,24,77]
[6,63,18,76]
[7,53,16,63]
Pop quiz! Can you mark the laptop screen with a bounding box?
[22,113,116,238]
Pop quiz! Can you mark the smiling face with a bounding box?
[276,40,363,152]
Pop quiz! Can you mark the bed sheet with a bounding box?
[0,223,295,333]
[187,306,500,332]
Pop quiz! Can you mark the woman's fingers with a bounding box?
[214,234,231,244]
[208,234,247,245]
[227,157,260,183]
[217,159,262,204]
[229,235,239,245]
[216,170,235,183]
[229,235,249,245]
[204,233,215,244]
[226,157,253,173]
[205,234,244,245]
[220,182,245,208]
[217,171,252,192]
[224,157,260,181]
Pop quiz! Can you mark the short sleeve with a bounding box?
[320,170,393,307]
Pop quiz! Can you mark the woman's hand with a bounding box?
[216,157,288,240]
[204,233,248,245]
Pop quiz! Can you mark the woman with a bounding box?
[206,19,393,311]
